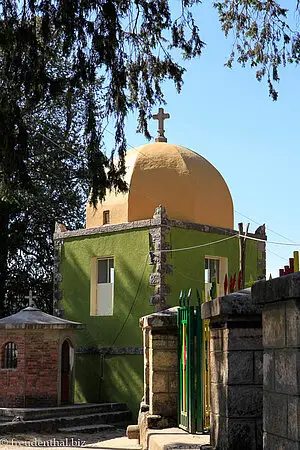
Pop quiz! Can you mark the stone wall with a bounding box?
[252,273,300,449]
[136,308,179,449]
[202,289,263,450]
[148,205,173,312]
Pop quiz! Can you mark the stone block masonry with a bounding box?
[149,333,178,417]
[137,308,179,450]
[252,272,300,449]
[202,289,263,450]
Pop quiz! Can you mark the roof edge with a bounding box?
[54,217,267,241]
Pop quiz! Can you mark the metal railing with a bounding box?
[177,289,210,433]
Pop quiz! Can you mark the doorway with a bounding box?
[61,340,73,404]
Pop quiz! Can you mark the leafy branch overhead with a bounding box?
[0,1,299,213]
[214,0,300,100]
[0,0,299,316]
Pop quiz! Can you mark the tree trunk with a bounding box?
[0,201,9,318]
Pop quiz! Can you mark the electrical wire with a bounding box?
[110,254,149,347]
[267,249,288,262]
[36,131,82,159]
[104,128,150,159]
[104,128,135,150]
[241,234,300,246]
[152,232,300,256]
[235,209,295,243]
[41,127,300,253]
[155,234,239,253]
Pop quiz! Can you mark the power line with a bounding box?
[104,128,135,150]
[104,128,153,159]
[235,209,294,243]
[36,131,80,159]
[153,233,300,256]
[267,249,288,262]
[156,234,239,253]
[110,254,148,347]
[40,127,298,252]
[241,234,300,246]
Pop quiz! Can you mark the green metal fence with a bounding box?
[177,289,210,434]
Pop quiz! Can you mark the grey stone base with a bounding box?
[211,415,262,450]
[264,432,300,450]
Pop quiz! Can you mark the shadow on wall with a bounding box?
[210,350,227,449]
[59,242,153,418]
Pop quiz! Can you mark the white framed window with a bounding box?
[204,256,228,300]
[90,257,114,316]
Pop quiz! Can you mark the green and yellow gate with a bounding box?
[178,289,210,433]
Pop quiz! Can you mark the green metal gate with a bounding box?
[177,289,210,434]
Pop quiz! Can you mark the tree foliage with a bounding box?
[0,0,204,315]
[5,94,88,314]
[0,0,204,208]
[0,0,300,315]
[214,0,300,100]
[0,0,299,205]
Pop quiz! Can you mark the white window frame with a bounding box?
[90,257,114,316]
[204,256,228,300]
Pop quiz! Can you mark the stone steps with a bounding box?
[58,423,115,433]
[58,410,131,428]
[0,402,127,421]
[0,403,132,433]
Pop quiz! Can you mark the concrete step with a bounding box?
[146,428,211,450]
[58,423,115,433]
[0,409,132,433]
[0,402,127,421]
[58,410,132,428]
[63,410,130,427]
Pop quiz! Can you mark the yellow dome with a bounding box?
[86,142,234,229]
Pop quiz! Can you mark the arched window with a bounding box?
[2,342,17,369]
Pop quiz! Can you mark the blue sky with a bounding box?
[104,1,300,278]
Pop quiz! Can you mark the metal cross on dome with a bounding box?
[152,107,170,142]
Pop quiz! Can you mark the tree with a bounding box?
[0,0,204,316]
[0,0,299,315]
[5,95,89,314]
[214,1,300,100]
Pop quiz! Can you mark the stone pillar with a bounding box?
[148,205,173,311]
[143,326,150,407]
[202,289,263,450]
[252,273,300,449]
[137,308,178,449]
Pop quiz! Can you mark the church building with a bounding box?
[53,109,266,417]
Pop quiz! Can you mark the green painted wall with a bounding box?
[167,228,263,305]
[75,354,143,419]
[245,238,265,284]
[59,228,153,419]
[60,229,153,346]
[60,225,264,418]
